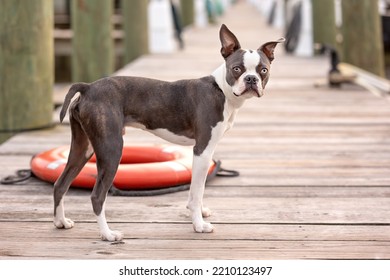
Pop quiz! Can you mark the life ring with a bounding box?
[30,145,217,190]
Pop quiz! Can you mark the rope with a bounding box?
[0,169,34,185]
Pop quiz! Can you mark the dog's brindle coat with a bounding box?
[54,24,284,241]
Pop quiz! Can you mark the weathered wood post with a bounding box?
[0,0,53,141]
[122,0,149,63]
[181,0,194,27]
[341,0,385,77]
[312,0,337,47]
[71,0,114,82]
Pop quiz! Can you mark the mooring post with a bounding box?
[122,0,149,63]
[0,0,53,140]
[341,0,385,77]
[311,0,337,48]
[181,0,194,27]
[71,0,114,82]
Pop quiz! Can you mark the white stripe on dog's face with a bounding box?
[244,50,261,73]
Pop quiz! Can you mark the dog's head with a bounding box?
[219,24,284,98]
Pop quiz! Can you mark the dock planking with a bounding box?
[1,2,390,259]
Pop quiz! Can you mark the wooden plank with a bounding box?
[1,222,390,260]
[2,184,390,199]
[2,222,390,258]
[1,224,389,259]
[2,222,390,242]
[1,191,389,224]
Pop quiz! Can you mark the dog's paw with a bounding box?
[53,218,74,229]
[193,222,214,233]
[202,207,212,218]
[101,230,123,242]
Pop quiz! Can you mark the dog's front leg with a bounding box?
[187,150,215,233]
[187,122,227,232]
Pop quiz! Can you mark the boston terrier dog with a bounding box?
[54,24,284,241]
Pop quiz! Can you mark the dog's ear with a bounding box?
[219,24,241,59]
[258,38,285,62]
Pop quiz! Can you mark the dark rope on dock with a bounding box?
[0,169,34,184]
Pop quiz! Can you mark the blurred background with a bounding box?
[1,0,390,144]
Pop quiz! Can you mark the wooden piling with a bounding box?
[181,0,194,27]
[341,0,385,77]
[0,0,53,140]
[312,0,337,48]
[71,0,114,82]
[122,0,149,63]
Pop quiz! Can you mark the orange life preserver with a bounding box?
[30,145,217,190]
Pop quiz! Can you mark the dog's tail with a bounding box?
[59,83,89,123]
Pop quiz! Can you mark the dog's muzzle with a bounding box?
[244,75,260,97]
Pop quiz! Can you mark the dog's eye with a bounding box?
[261,68,268,74]
[233,67,241,73]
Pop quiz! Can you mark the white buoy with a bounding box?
[148,0,176,53]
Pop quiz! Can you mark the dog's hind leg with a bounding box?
[89,128,124,241]
[53,114,94,229]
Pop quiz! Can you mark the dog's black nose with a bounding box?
[244,75,258,84]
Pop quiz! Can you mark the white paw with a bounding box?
[53,218,74,229]
[202,207,212,218]
[193,222,214,233]
[101,230,123,242]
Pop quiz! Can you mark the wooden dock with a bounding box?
[1,2,390,259]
